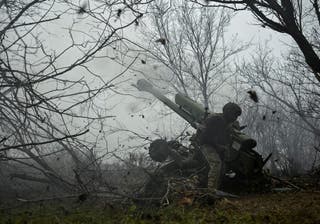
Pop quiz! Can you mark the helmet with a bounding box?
[223,102,242,123]
[149,139,170,162]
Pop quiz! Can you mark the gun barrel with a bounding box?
[175,93,207,123]
[136,79,198,128]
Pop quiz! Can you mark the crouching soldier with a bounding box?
[196,102,269,193]
[195,102,243,190]
[142,139,209,205]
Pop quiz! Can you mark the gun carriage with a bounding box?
[135,79,271,195]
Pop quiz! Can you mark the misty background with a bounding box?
[0,0,319,201]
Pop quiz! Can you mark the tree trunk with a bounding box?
[289,30,320,82]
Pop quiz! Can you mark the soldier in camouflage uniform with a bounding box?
[196,102,242,190]
[142,139,208,205]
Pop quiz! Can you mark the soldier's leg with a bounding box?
[203,146,222,190]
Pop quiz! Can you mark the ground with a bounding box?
[0,190,319,224]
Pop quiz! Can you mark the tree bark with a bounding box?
[289,30,320,82]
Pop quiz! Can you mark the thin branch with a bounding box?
[0,129,89,152]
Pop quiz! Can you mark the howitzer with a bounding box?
[136,79,271,192]
[135,79,205,128]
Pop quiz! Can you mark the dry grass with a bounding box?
[1,191,320,224]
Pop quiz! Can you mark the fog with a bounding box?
[0,1,319,219]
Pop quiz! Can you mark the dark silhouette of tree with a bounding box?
[192,0,320,83]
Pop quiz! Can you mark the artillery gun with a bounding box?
[136,79,271,193]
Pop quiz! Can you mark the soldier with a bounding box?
[195,102,242,190]
[141,139,209,205]
[148,139,208,187]
[136,79,269,195]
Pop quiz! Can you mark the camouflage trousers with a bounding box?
[202,145,222,190]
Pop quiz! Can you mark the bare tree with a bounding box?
[240,45,320,137]
[191,0,320,83]
[238,45,320,174]
[124,0,245,111]
[0,0,153,193]
[187,0,320,174]
[241,98,317,175]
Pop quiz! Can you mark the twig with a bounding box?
[160,179,172,206]
[269,175,303,191]
[0,129,89,151]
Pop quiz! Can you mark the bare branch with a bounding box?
[193,0,320,83]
